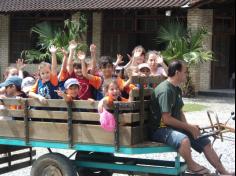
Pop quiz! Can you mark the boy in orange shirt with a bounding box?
[78,51,135,100]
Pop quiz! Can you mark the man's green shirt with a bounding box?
[149,80,184,133]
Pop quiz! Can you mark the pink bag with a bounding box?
[99,109,116,132]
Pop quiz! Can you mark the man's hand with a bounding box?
[77,51,86,61]
[188,125,201,140]
[49,45,58,54]
[69,40,78,51]
[16,59,26,71]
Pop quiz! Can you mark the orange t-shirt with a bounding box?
[59,69,70,82]
[89,76,135,94]
[105,95,128,107]
[30,74,59,99]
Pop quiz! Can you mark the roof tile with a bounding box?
[0,0,192,13]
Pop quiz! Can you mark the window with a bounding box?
[102,10,187,59]
[10,12,71,63]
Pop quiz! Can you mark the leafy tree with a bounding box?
[21,14,88,64]
[158,21,214,97]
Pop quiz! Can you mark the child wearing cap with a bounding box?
[0,76,27,113]
[0,76,27,99]
[66,41,98,100]
[0,59,26,94]
[21,77,36,96]
[138,63,151,77]
[55,78,80,102]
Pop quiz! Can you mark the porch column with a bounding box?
[187,8,213,92]
[0,15,10,81]
[92,12,103,58]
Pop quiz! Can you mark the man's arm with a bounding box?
[180,110,187,123]
[162,112,200,139]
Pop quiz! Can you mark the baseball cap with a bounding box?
[0,76,22,88]
[99,108,116,132]
[21,77,36,93]
[138,63,151,71]
[115,66,124,71]
[64,78,80,89]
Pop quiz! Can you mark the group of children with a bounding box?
[0,41,167,129]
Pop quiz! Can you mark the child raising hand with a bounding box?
[29,45,59,104]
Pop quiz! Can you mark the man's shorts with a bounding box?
[151,127,211,153]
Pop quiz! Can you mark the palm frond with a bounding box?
[22,15,88,63]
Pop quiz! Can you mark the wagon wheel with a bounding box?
[30,153,78,176]
[76,151,113,176]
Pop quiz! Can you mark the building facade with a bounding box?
[0,0,235,92]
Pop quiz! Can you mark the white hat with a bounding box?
[138,63,151,71]
[64,78,80,89]
[115,66,124,71]
[21,77,36,93]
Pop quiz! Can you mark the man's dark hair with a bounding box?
[168,60,184,77]
[99,56,113,68]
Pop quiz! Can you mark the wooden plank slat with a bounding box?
[131,76,166,84]
[0,121,145,145]
[131,88,153,98]
[0,99,143,111]
[0,110,24,118]
[0,110,149,124]
[0,98,25,106]
[29,110,149,124]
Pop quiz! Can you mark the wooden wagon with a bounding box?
[0,76,187,176]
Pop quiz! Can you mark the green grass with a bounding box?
[183,103,208,112]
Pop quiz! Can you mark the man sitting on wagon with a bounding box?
[149,60,232,175]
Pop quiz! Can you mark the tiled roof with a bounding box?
[0,0,193,13]
[190,0,205,5]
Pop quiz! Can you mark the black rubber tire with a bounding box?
[30,153,78,176]
[76,152,113,176]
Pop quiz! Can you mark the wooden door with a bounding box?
[212,34,231,89]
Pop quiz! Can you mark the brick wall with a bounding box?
[0,15,10,81]
[187,8,213,92]
[92,12,103,58]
